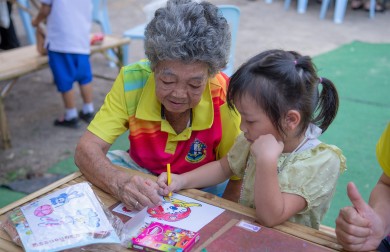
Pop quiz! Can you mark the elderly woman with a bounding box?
[75,0,241,210]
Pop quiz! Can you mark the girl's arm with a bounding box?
[251,134,306,227]
[157,156,233,195]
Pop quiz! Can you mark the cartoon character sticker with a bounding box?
[49,190,84,207]
[147,197,201,222]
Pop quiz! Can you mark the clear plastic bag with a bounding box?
[0,182,124,252]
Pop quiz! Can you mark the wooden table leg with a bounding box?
[117,45,126,68]
[0,79,17,149]
[93,45,126,81]
[0,96,11,149]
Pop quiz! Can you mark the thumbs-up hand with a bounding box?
[335,182,385,251]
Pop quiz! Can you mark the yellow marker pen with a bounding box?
[167,163,172,197]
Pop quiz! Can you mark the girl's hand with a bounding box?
[250,134,284,167]
[157,172,184,196]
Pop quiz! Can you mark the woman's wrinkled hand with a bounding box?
[116,175,162,211]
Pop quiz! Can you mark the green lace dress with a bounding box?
[227,133,347,229]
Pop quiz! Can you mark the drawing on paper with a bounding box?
[37,208,101,228]
[113,193,224,232]
[34,204,53,217]
[147,196,202,222]
[49,190,84,207]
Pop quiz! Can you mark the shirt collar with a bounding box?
[135,73,214,130]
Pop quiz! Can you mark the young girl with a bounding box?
[157,49,346,229]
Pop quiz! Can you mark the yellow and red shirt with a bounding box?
[88,60,241,175]
[377,122,390,177]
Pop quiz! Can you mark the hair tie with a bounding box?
[319,77,323,83]
[294,60,297,65]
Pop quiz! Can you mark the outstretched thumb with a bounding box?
[347,182,369,214]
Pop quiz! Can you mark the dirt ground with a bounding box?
[1,0,390,185]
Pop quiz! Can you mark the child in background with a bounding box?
[158,49,346,229]
[32,0,94,128]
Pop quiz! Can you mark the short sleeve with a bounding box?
[279,144,346,212]
[376,123,390,177]
[88,68,129,144]
[227,133,251,178]
[216,104,241,159]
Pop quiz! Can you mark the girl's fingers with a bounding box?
[156,172,168,186]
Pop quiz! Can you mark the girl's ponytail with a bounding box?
[313,77,339,133]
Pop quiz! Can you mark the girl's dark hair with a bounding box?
[227,49,339,136]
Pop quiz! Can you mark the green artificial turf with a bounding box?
[314,41,390,227]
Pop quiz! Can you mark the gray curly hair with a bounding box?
[144,0,231,76]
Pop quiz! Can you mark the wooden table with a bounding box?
[0,168,343,251]
[0,35,130,149]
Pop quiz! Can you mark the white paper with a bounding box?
[113,193,224,232]
[123,207,148,238]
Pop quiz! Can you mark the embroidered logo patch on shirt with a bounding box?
[186,138,207,163]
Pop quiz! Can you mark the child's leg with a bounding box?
[62,89,76,110]
[79,82,93,105]
[79,82,94,114]
[61,89,78,121]
[76,55,94,123]
[48,50,79,128]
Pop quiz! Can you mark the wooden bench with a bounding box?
[0,35,131,149]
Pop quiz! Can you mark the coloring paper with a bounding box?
[113,193,224,232]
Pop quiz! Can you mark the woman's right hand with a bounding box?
[157,172,184,196]
[115,174,162,211]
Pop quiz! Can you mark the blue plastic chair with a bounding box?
[218,5,240,77]
[284,0,310,13]
[92,0,112,34]
[319,0,378,23]
[91,0,118,66]
[16,0,35,44]
[285,0,327,13]
[122,4,240,76]
[122,0,167,66]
